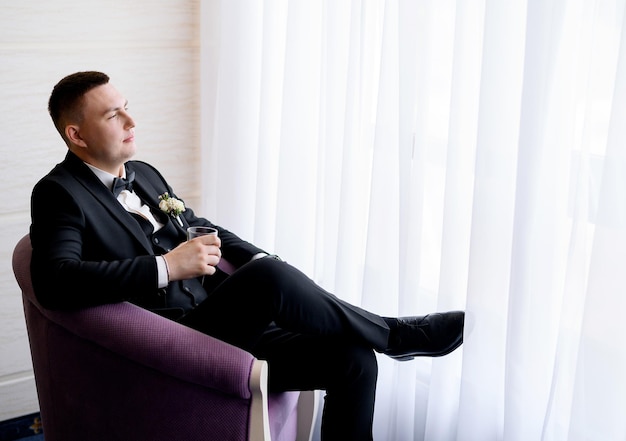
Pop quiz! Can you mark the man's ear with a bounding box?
[65,124,87,148]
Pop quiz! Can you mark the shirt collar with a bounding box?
[84,162,127,193]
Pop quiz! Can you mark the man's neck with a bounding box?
[68,148,126,177]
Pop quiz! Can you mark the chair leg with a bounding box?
[249,358,320,441]
[295,390,320,441]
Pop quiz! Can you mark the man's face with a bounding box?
[67,83,136,175]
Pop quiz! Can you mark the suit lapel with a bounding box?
[127,162,187,233]
[63,153,154,253]
[127,163,161,208]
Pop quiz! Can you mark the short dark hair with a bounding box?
[48,71,110,143]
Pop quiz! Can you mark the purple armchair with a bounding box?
[13,235,318,441]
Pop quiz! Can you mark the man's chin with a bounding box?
[122,144,137,160]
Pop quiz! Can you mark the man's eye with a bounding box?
[108,113,118,119]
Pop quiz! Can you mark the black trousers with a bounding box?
[180,257,391,440]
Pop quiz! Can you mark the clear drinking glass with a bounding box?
[187,226,218,241]
[187,226,218,284]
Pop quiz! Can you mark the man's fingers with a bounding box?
[192,234,221,247]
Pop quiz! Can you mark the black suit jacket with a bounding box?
[30,151,265,319]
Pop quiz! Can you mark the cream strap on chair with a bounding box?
[248,359,271,441]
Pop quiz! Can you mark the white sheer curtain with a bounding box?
[199,1,626,439]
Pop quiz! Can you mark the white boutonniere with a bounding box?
[158,192,185,226]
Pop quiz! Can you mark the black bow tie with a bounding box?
[112,171,135,197]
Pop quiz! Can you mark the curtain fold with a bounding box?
[200,1,626,439]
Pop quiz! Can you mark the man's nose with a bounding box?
[124,113,136,129]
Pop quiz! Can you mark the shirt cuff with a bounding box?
[156,256,169,288]
[251,252,268,261]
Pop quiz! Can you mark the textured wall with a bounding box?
[0,0,201,420]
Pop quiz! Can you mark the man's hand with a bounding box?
[163,235,222,281]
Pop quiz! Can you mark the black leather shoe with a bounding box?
[384,311,464,361]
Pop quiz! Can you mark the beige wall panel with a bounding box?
[0,46,200,214]
[0,218,32,374]
[0,218,36,421]
[2,1,198,45]
[0,375,38,422]
[0,0,200,420]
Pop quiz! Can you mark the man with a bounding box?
[31,71,464,440]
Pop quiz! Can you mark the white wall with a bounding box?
[0,0,201,420]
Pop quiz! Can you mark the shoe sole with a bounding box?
[388,333,464,361]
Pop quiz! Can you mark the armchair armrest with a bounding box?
[39,301,256,399]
